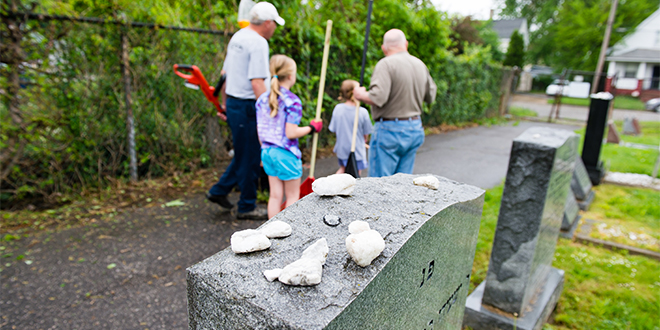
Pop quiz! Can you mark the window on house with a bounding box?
[624,63,638,78]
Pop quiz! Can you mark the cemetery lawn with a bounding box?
[509,106,538,118]
[579,184,660,252]
[576,121,660,177]
[471,185,660,330]
[548,96,646,111]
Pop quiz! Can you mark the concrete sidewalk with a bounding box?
[311,121,581,189]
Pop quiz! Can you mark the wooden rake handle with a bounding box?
[309,20,333,179]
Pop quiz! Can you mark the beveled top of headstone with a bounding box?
[514,126,577,148]
[187,174,484,329]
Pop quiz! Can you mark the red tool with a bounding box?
[173,64,225,116]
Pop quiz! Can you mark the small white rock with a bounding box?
[230,229,271,254]
[301,238,329,264]
[312,174,356,196]
[348,220,371,234]
[263,268,282,282]
[346,227,385,267]
[260,220,292,238]
[278,258,323,286]
[413,175,440,190]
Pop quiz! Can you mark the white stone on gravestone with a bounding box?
[260,220,292,238]
[413,175,441,190]
[300,238,329,264]
[312,173,356,196]
[230,229,271,254]
[345,223,385,267]
[278,258,324,286]
[263,268,282,282]
[348,220,370,234]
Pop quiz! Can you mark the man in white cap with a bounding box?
[207,2,285,220]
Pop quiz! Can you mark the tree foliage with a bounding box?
[1,0,503,207]
[503,29,524,67]
[499,0,659,71]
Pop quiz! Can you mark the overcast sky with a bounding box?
[431,0,499,20]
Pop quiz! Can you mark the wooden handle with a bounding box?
[309,20,332,178]
[350,102,360,153]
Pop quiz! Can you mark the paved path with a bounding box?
[0,120,585,329]
[511,94,660,122]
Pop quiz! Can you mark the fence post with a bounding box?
[121,27,137,182]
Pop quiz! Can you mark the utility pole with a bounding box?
[592,0,619,94]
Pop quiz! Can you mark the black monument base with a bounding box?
[463,268,565,330]
[585,161,605,186]
[560,215,582,239]
[576,190,595,211]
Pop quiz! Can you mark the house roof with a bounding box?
[607,48,660,63]
[491,19,526,38]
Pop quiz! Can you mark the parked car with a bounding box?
[545,79,570,96]
[645,98,660,112]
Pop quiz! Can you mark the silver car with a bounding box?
[645,98,660,112]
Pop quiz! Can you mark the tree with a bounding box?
[499,0,659,70]
[503,30,524,67]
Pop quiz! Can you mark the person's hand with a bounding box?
[217,110,227,121]
[353,86,367,102]
[308,119,323,134]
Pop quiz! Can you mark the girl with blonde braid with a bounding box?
[256,55,323,219]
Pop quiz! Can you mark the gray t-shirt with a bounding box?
[222,28,270,99]
[328,103,373,161]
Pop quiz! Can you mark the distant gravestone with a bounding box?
[623,117,641,135]
[560,190,581,239]
[571,157,595,211]
[582,94,612,185]
[606,122,620,144]
[188,174,485,330]
[464,127,579,330]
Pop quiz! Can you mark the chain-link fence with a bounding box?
[1,12,232,206]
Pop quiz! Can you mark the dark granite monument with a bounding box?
[571,157,595,211]
[187,174,484,330]
[582,94,612,185]
[464,127,579,330]
[560,190,581,239]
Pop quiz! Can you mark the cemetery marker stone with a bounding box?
[187,174,484,330]
[464,127,579,330]
[560,190,581,239]
[571,157,595,211]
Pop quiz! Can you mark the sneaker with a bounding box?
[206,192,234,209]
[236,207,268,220]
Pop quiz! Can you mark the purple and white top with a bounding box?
[256,87,303,159]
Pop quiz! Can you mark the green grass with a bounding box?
[509,106,538,118]
[580,184,660,252]
[548,95,646,111]
[575,121,660,177]
[473,185,660,329]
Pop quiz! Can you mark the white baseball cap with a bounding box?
[249,2,285,26]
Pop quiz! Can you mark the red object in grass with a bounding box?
[173,64,224,116]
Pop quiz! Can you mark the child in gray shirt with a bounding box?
[328,80,373,175]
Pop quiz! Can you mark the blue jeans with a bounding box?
[369,119,425,177]
[209,97,261,213]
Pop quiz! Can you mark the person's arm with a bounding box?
[251,78,267,99]
[353,86,376,106]
[285,123,313,139]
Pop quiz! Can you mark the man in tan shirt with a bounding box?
[354,29,437,177]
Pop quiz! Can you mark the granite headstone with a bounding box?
[560,190,581,239]
[571,157,595,211]
[582,95,612,185]
[188,174,485,330]
[464,127,579,330]
[622,117,641,135]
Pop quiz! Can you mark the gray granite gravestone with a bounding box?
[187,174,485,330]
[560,190,581,239]
[464,127,579,330]
[622,117,640,135]
[571,157,595,211]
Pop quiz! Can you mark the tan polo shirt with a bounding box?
[368,51,437,120]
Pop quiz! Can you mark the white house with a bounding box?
[606,9,660,101]
[491,18,529,53]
